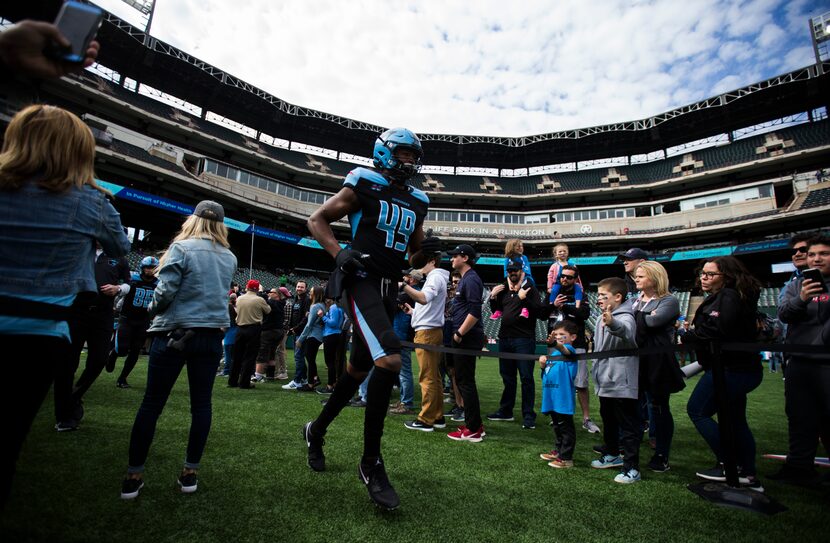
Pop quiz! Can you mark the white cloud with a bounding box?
[90,0,820,138]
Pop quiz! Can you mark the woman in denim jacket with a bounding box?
[0,105,130,507]
[120,201,237,499]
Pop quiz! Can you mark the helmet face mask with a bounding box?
[372,127,423,183]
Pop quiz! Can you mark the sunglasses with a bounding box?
[560,275,576,280]
[791,246,807,255]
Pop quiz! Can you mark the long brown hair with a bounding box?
[309,285,325,305]
[0,105,107,195]
[706,256,761,302]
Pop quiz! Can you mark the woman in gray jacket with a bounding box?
[631,261,684,473]
[120,201,237,500]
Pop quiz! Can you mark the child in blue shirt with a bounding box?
[538,320,584,468]
[492,239,534,320]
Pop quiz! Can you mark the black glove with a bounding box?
[335,248,369,276]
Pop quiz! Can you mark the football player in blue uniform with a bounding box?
[302,128,441,510]
[105,256,158,388]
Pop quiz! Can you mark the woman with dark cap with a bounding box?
[120,200,237,499]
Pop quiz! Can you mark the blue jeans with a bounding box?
[292,337,307,383]
[128,330,223,473]
[497,337,537,424]
[222,342,234,376]
[398,347,413,407]
[686,368,762,476]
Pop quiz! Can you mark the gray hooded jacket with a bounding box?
[592,303,639,399]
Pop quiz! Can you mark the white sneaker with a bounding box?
[251,374,265,383]
[282,380,304,390]
[582,418,601,434]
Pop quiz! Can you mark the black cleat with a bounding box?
[303,422,325,472]
[358,458,400,511]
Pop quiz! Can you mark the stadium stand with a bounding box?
[696,209,780,227]
[800,187,830,209]
[109,140,190,176]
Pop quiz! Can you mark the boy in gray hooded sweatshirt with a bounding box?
[590,277,642,484]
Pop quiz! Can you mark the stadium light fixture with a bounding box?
[810,11,830,68]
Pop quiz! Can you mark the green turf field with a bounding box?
[0,352,825,543]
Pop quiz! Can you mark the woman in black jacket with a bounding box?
[682,256,763,491]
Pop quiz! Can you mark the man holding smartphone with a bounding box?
[774,233,830,487]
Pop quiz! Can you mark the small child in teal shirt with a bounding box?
[539,320,584,469]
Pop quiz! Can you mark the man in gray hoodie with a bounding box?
[773,233,830,487]
[590,277,641,484]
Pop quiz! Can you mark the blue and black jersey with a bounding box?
[344,167,429,280]
[120,275,158,323]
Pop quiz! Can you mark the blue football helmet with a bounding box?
[140,256,159,269]
[372,127,423,182]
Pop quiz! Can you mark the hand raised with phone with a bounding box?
[0,20,99,79]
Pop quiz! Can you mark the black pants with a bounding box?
[54,308,114,423]
[323,334,339,386]
[2,335,67,509]
[453,331,485,431]
[551,412,576,461]
[784,358,830,470]
[108,318,148,385]
[230,324,261,388]
[599,396,641,471]
[334,331,349,382]
[304,337,322,385]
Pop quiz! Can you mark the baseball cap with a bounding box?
[193,200,225,222]
[447,244,477,261]
[506,261,522,272]
[278,286,292,297]
[246,279,260,291]
[619,248,649,261]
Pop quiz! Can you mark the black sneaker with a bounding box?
[486,411,515,422]
[120,478,144,500]
[433,417,447,429]
[592,444,608,456]
[647,454,670,473]
[447,407,465,422]
[358,458,400,511]
[178,472,198,493]
[695,463,726,482]
[349,399,367,407]
[404,420,433,432]
[116,381,130,389]
[316,387,334,395]
[740,475,765,493]
[55,420,78,432]
[303,422,325,472]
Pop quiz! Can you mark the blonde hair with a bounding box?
[504,238,523,257]
[0,105,107,196]
[636,261,670,298]
[157,214,230,270]
[552,243,569,257]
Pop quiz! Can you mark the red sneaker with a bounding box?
[448,425,484,443]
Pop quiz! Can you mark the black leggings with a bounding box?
[304,337,322,384]
[2,335,67,508]
[323,334,339,387]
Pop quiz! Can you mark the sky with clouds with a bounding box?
[93,0,828,137]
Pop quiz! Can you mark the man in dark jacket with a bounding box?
[253,288,286,382]
[773,233,830,487]
[487,262,544,429]
[542,265,599,434]
[283,281,311,389]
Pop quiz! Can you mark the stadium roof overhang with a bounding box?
[8,7,829,170]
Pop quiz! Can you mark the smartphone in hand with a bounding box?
[48,1,104,64]
[802,268,828,293]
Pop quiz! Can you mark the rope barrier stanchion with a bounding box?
[686,341,787,515]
